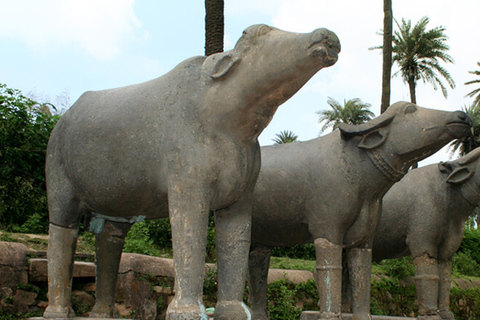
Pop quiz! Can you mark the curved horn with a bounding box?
[339,113,394,139]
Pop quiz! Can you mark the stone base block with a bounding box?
[301,311,416,320]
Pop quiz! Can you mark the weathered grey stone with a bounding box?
[12,289,38,313]
[29,258,95,282]
[346,147,480,320]
[71,290,95,316]
[267,269,313,284]
[119,253,175,278]
[301,311,415,320]
[115,271,158,320]
[43,23,340,320]
[0,241,29,287]
[245,102,472,320]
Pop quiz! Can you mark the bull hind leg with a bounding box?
[43,224,79,318]
[345,246,373,320]
[214,197,253,320]
[413,254,442,320]
[248,243,272,320]
[438,260,454,320]
[43,176,83,319]
[90,220,132,318]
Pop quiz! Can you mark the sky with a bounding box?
[1,0,479,166]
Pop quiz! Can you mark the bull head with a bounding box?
[438,147,480,184]
[338,113,394,150]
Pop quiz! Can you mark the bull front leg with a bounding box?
[214,195,253,320]
[413,254,442,320]
[90,220,132,318]
[345,244,373,320]
[438,259,454,320]
[166,183,210,320]
[43,224,79,318]
[248,243,273,320]
[314,238,342,320]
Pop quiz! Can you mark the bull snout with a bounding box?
[447,111,472,138]
[308,28,341,66]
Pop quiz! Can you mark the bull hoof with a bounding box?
[43,305,75,318]
[166,298,207,320]
[439,310,455,320]
[214,301,251,320]
[89,304,118,318]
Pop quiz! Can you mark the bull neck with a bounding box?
[455,181,480,208]
[366,149,405,182]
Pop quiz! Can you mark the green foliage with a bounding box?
[392,16,454,102]
[266,278,302,320]
[370,278,417,317]
[458,227,480,264]
[449,105,480,156]
[465,61,480,106]
[272,130,299,144]
[453,251,480,277]
[203,267,218,307]
[269,256,315,272]
[0,83,60,233]
[272,244,316,260]
[450,286,480,320]
[316,97,374,133]
[453,227,480,277]
[375,256,415,279]
[123,221,163,256]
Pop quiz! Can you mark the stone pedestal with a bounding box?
[300,311,416,320]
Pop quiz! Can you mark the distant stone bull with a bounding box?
[362,147,480,320]
[245,102,471,320]
[43,24,340,320]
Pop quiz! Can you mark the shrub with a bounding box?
[450,286,480,320]
[0,84,60,233]
[370,278,417,317]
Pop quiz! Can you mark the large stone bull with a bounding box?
[362,147,480,320]
[245,102,471,320]
[43,24,340,320]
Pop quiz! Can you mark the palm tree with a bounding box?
[204,0,224,56]
[465,61,480,106]
[317,97,375,133]
[449,104,480,156]
[381,0,393,114]
[272,130,299,144]
[371,16,455,104]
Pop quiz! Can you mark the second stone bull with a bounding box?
[245,102,471,320]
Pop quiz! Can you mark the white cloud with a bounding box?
[0,0,148,60]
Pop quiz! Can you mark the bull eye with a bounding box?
[257,25,273,36]
[405,104,417,114]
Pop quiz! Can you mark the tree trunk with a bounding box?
[408,75,418,168]
[408,76,417,104]
[381,0,393,114]
[205,0,224,56]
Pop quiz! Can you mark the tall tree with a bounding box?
[317,97,375,133]
[449,104,480,156]
[465,61,480,106]
[381,0,393,114]
[204,0,224,56]
[391,17,455,104]
[272,130,298,144]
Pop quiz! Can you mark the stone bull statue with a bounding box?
[43,24,340,320]
[355,147,480,320]
[244,102,471,320]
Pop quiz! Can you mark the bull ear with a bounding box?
[339,114,394,139]
[357,129,389,150]
[204,52,241,80]
[446,167,474,184]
